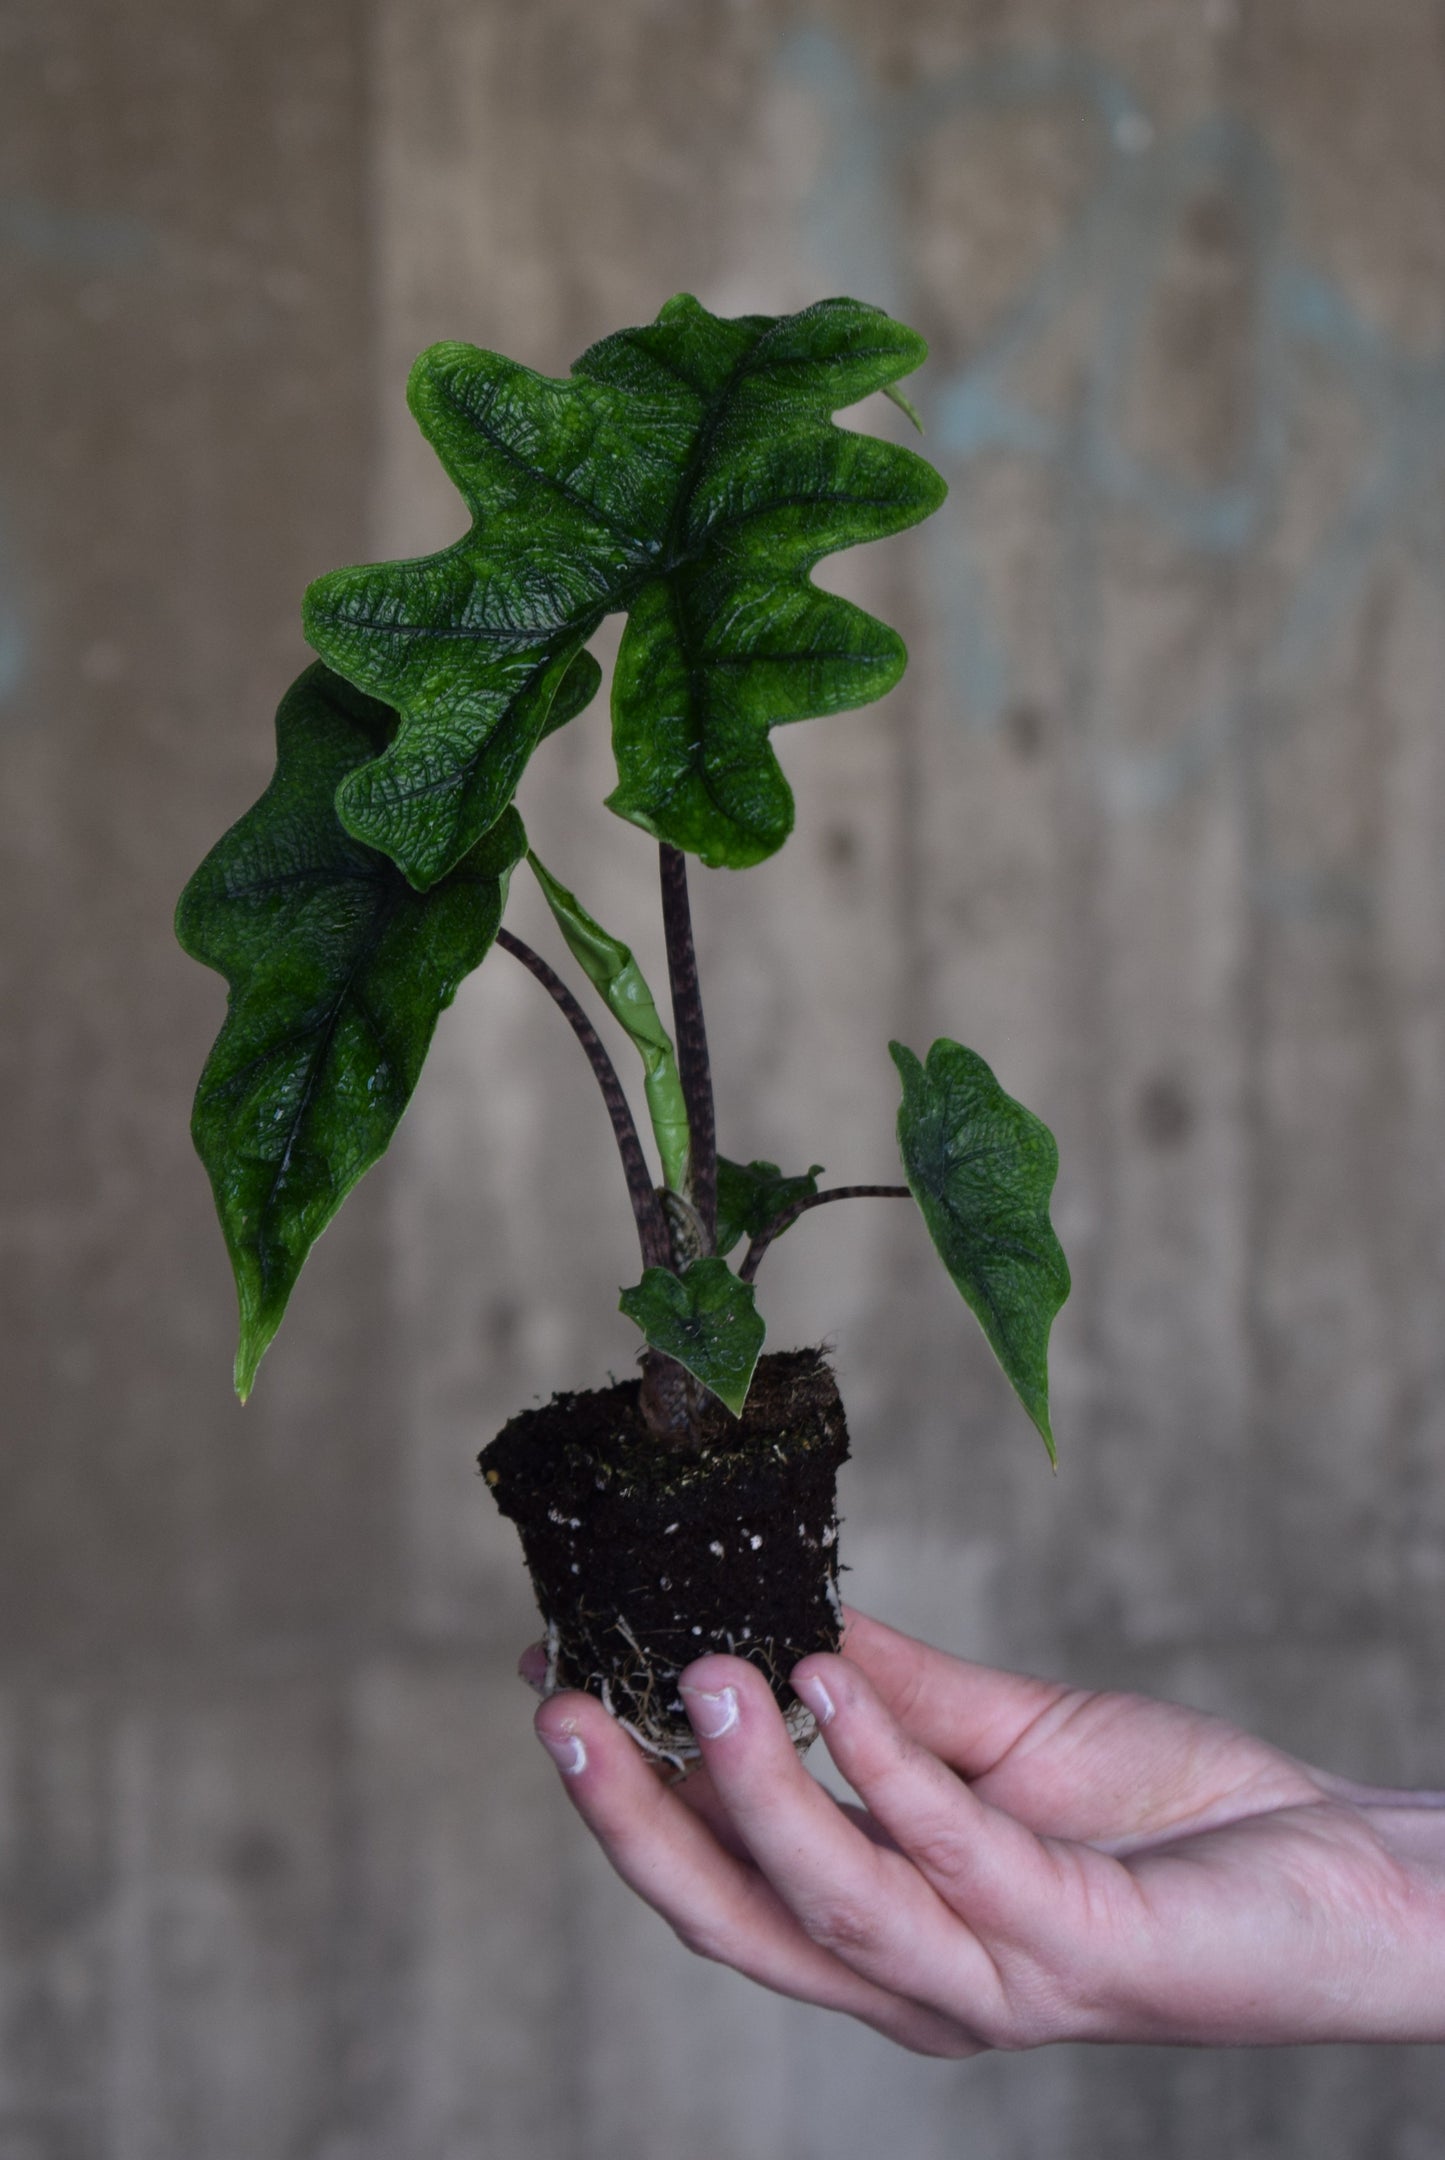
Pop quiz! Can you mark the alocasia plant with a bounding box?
[179,292,1069,1465]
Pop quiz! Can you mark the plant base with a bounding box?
[481,1348,850,1772]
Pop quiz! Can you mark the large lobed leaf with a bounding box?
[303,295,946,887]
[177,663,525,1397]
[892,1038,1070,1460]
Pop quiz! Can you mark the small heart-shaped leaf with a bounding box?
[619,1257,766,1416]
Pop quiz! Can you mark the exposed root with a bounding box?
[534,1608,831,1775]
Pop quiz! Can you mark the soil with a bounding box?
[480,1348,850,1769]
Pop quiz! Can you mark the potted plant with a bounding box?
[177,294,1070,1770]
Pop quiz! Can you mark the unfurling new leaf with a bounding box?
[714,1157,825,1259]
[892,1038,1070,1461]
[303,295,946,888]
[526,850,690,1194]
[176,663,526,1398]
[619,1257,766,1417]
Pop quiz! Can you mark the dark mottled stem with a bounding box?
[659,844,716,1251]
[738,1185,913,1285]
[498,928,671,1273]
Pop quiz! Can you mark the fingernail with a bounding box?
[680,1684,739,1740]
[794,1671,836,1726]
[538,1721,587,1776]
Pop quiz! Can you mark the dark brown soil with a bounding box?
[480,1349,850,1767]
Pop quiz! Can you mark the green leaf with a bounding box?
[714,1157,825,1259]
[891,1038,1070,1461]
[176,662,525,1398]
[303,295,946,886]
[619,1257,765,1417]
[526,848,690,1193]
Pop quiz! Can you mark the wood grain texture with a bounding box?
[3,0,1445,2152]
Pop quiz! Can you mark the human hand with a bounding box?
[527,1607,1445,2054]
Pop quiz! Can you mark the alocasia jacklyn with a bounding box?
[178,293,1069,1454]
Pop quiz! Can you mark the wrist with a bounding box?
[1352,1798,1445,2042]
[1366,1797,1445,1881]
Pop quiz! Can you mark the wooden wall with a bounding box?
[3,1,1444,2152]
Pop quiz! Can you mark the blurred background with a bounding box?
[4,0,1445,2153]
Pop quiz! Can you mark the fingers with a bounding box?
[524,1629,1138,2047]
[839,1606,1074,1779]
[674,1655,1025,2042]
[515,1641,888,1864]
[791,1652,1079,1936]
[532,1686,976,2057]
[517,1640,754,1860]
[791,1649,1149,2042]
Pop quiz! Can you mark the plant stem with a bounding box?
[658,844,717,1251]
[497,928,671,1272]
[738,1184,912,1285]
